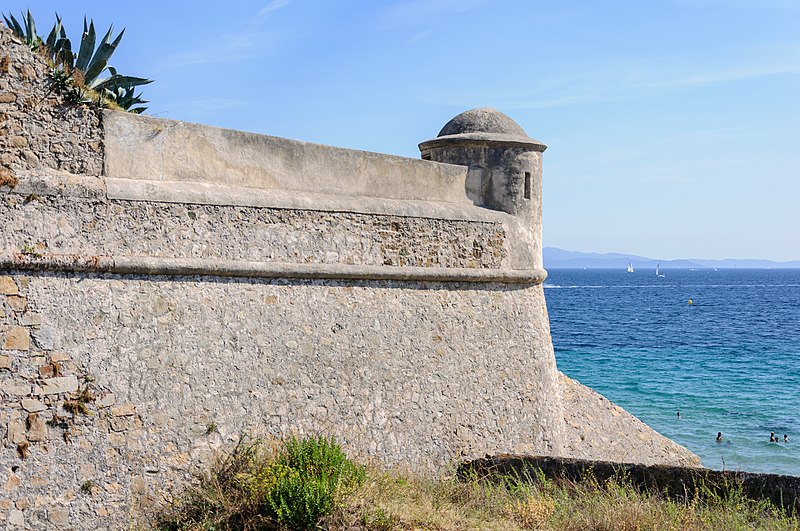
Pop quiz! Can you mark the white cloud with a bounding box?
[258,0,291,17]
[419,57,799,110]
[386,0,487,21]
[405,30,433,44]
[159,2,291,69]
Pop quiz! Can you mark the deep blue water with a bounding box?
[544,268,800,476]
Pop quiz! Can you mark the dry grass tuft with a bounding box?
[328,468,798,531]
[329,468,550,530]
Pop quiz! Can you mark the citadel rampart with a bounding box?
[1,27,698,529]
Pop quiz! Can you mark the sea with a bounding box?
[544,268,800,477]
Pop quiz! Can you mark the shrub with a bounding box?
[265,436,366,528]
[154,435,365,530]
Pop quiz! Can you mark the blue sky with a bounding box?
[5,0,799,260]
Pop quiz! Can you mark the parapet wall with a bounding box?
[0,25,698,529]
[104,112,470,204]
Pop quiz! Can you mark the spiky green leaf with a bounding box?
[83,27,124,85]
[44,15,63,53]
[75,18,95,72]
[54,37,73,70]
[4,12,25,41]
[25,9,36,44]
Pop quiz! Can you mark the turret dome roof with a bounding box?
[419,108,546,152]
[437,108,527,138]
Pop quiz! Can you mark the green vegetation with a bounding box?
[2,9,152,112]
[155,436,365,530]
[154,436,797,530]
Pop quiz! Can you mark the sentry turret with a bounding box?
[419,108,547,267]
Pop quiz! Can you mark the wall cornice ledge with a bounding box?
[0,252,547,285]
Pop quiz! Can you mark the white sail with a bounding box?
[627,262,634,273]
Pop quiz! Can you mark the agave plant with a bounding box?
[100,67,150,114]
[2,10,153,112]
[2,10,40,48]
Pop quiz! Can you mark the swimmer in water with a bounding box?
[677,411,681,419]
[716,432,723,443]
[785,434,790,443]
[770,432,776,443]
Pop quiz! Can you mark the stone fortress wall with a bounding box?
[1,27,699,529]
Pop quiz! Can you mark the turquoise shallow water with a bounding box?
[544,268,800,476]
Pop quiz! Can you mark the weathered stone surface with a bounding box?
[2,381,30,396]
[110,404,135,417]
[47,508,69,526]
[18,312,41,326]
[21,399,46,413]
[0,355,10,370]
[104,110,469,205]
[26,413,47,442]
[31,326,56,351]
[9,508,24,526]
[6,296,27,312]
[0,274,566,528]
[0,191,507,271]
[0,276,18,295]
[38,375,79,395]
[49,352,70,363]
[6,419,27,445]
[3,326,30,350]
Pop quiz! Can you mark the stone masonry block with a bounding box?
[6,419,26,445]
[1,380,30,396]
[21,399,46,412]
[0,276,18,295]
[19,313,42,326]
[6,296,27,313]
[2,327,29,351]
[26,413,47,442]
[38,375,78,395]
[111,403,135,417]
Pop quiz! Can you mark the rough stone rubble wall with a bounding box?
[0,27,103,178]
[0,272,564,529]
[1,176,506,270]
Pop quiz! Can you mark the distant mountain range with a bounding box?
[543,247,800,269]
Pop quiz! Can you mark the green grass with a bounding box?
[153,437,798,530]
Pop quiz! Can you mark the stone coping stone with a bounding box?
[458,455,800,513]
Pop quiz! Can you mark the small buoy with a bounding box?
[688,299,693,305]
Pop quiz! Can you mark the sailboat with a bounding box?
[626,262,634,273]
[656,262,666,278]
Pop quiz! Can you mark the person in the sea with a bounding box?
[770,432,776,443]
[785,434,790,443]
[677,411,681,419]
[716,432,723,443]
